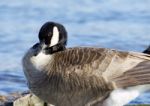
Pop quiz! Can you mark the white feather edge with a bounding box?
[103,84,150,106]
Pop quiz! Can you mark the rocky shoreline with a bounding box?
[0,91,149,106]
[0,91,53,106]
[0,91,29,106]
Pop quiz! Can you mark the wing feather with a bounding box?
[112,52,150,88]
[50,47,150,90]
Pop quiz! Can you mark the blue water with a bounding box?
[0,0,150,104]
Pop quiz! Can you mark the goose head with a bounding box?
[31,22,68,56]
[23,22,68,71]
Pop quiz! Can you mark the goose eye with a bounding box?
[48,32,52,36]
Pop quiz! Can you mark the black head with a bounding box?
[31,22,68,56]
[39,22,67,47]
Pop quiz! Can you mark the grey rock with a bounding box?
[0,91,54,106]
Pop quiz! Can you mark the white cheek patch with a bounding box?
[50,26,59,46]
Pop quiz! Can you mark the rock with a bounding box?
[0,91,54,106]
[14,94,42,106]
[14,93,54,106]
[0,95,7,103]
[3,102,13,106]
[0,91,27,106]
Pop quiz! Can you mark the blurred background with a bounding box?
[0,0,150,104]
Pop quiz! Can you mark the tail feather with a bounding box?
[143,45,150,54]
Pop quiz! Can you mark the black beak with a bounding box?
[32,42,43,56]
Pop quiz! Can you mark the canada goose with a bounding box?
[22,22,150,106]
[143,46,150,54]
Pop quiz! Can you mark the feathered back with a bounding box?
[43,47,150,92]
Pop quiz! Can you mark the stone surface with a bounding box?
[14,93,45,106]
[14,93,54,106]
[0,91,53,106]
[0,91,28,106]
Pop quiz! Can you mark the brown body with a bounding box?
[23,47,150,106]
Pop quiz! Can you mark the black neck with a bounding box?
[44,43,66,54]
